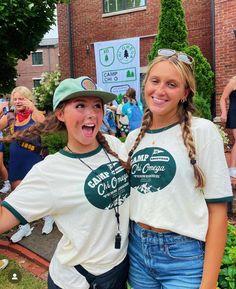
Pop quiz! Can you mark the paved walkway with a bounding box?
[15,219,62,261]
[0,203,61,280]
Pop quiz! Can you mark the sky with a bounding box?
[43,10,58,39]
[44,23,58,39]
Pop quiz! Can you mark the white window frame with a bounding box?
[103,0,146,16]
[32,50,43,66]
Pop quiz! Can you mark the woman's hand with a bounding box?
[220,112,227,123]
[21,98,35,112]
[0,101,9,115]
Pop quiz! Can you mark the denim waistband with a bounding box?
[130,221,197,245]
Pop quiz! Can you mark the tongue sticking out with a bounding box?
[83,126,94,137]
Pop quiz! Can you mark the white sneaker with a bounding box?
[10,223,33,243]
[0,259,9,271]
[0,180,11,194]
[42,215,54,235]
[229,167,236,178]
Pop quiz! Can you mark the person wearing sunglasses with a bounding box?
[220,75,236,178]
[0,76,130,289]
[124,49,232,289]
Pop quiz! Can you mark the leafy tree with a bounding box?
[33,68,61,112]
[148,0,214,119]
[0,0,68,94]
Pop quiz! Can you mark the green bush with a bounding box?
[41,131,67,155]
[148,0,214,120]
[33,69,61,112]
[218,223,236,289]
[185,45,214,119]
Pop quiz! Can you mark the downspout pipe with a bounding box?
[211,0,215,73]
[67,3,74,78]
[211,0,216,118]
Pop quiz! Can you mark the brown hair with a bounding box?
[126,87,137,105]
[127,55,205,189]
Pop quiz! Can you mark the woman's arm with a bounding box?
[31,108,45,123]
[220,80,233,122]
[0,103,10,131]
[22,98,45,123]
[0,115,8,131]
[200,202,228,289]
[0,205,20,234]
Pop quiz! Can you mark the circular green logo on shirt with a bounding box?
[130,147,176,193]
[84,161,130,209]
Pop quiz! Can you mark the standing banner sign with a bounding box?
[94,37,140,104]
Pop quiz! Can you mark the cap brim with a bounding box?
[62,90,116,105]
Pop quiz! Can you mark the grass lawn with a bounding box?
[0,254,47,289]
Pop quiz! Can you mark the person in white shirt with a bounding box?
[124,49,233,289]
[0,76,130,289]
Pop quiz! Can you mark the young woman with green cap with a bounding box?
[0,76,130,289]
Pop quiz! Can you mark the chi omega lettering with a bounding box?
[84,161,130,209]
[130,147,176,194]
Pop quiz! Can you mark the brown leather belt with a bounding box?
[138,222,171,233]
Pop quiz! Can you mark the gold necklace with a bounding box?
[149,122,179,145]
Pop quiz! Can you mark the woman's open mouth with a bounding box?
[82,123,95,137]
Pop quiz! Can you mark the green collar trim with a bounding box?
[59,145,102,159]
[147,122,179,134]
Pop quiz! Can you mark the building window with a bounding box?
[104,0,146,13]
[33,79,41,88]
[32,51,43,65]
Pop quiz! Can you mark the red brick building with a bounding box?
[56,0,236,117]
[16,38,59,90]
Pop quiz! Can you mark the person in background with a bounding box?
[116,96,129,137]
[122,88,143,132]
[124,49,232,289]
[0,96,11,194]
[0,76,130,289]
[220,75,236,178]
[0,86,54,242]
[0,135,11,194]
[100,102,117,136]
[0,259,8,271]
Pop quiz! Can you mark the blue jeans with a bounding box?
[128,222,204,289]
[48,273,61,289]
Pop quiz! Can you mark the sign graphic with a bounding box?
[94,37,140,103]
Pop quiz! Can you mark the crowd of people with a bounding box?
[100,87,144,138]
[0,49,234,289]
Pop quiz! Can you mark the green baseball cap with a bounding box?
[53,76,117,111]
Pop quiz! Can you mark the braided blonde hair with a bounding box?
[0,102,129,172]
[127,55,205,189]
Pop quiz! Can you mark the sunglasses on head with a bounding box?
[158,49,194,66]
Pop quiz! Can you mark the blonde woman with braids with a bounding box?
[124,49,232,289]
[0,77,130,289]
